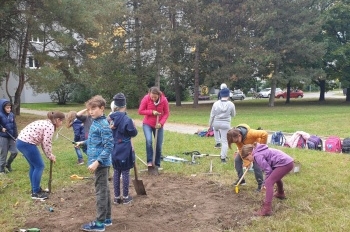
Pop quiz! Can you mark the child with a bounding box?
[16,111,65,200]
[209,88,236,162]
[0,99,18,173]
[241,143,294,216]
[75,95,114,231]
[109,93,138,205]
[227,124,268,191]
[66,111,86,165]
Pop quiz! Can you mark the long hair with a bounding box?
[241,144,255,159]
[227,128,242,149]
[66,111,77,128]
[47,111,65,131]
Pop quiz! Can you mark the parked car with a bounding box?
[258,88,283,98]
[230,90,246,101]
[276,90,304,99]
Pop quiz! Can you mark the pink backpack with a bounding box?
[325,136,342,153]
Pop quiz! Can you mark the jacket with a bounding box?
[72,119,85,142]
[209,99,236,125]
[138,92,170,128]
[84,115,113,167]
[285,131,310,148]
[253,143,294,179]
[109,111,138,170]
[0,98,18,139]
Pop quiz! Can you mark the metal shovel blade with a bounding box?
[133,162,146,195]
[147,166,159,176]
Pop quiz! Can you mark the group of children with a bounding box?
[1,86,294,230]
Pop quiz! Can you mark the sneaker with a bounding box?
[214,143,221,149]
[221,158,227,163]
[233,179,246,186]
[77,159,84,165]
[104,219,112,226]
[123,195,133,204]
[114,197,121,204]
[81,221,105,232]
[31,191,49,200]
[256,184,262,192]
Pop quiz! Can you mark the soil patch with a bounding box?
[23,174,258,232]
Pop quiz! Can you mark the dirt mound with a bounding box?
[24,174,258,232]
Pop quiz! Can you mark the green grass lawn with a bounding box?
[1,98,348,231]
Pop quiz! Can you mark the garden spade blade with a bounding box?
[133,162,146,195]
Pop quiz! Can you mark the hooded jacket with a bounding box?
[85,115,113,167]
[209,99,236,125]
[138,92,170,128]
[0,98,18,139]
[253,143,294,179]
[109,111,138,170]
[72,118,85,142]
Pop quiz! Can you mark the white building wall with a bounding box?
[1,72,51,103]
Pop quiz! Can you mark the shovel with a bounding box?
[70,174,94,180]
[148,115,159,175]
[48,160,53,193]
[133,162,147,195]
[234,164,251,194]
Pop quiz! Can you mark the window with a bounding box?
[28,57,39,69]
[30,37,43,43]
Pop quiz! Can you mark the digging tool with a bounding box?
[57,131,76,144]
[201,160,219,175]
[234,164,251,194]
[48,160,53,193]
[133,161,147,195]
[136,154,148,167]
[148,115,159,175]
[0,123,16,141]
[70,174,94,180]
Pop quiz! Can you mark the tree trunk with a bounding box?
[319,80,326,101]
[193,36,199,108]
[285,81,291,104]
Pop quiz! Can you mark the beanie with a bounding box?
[220,83,227,89]
[220,88,230,98]
[113,93,126,108]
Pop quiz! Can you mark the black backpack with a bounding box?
[342,137,350,154]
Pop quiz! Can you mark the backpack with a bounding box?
[307,135,323,151]
[342,137,350,154]
[296,135,307,149]
[270,131,286,146]
[325,136,342,153]
[205,127,214,137]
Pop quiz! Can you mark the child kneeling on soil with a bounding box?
[75,95,114,231]
[109,93,138,204]
[241,142,294,216]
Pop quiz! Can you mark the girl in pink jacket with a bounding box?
[138,87,169,168]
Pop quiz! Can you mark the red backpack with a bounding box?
[325,136,342,153]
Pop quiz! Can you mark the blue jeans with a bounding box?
[16,139,45,194]
[75,147,83,160]
[142,124,163,167]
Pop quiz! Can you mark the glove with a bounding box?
[152,110,161,116]
[155,123,162,129]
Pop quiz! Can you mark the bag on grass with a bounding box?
[205,127,214,137]
[270,131,286,146]
[284,133,307,149]
[342,137,350,154]
[307,135,323,151]
[325,136,342,153]
[296,135,307,149]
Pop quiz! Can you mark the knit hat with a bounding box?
[220,83,227,89]
[113,93,126,107]
[220,88,230,98]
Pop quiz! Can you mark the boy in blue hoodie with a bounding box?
[0,98,18,173]
[109,93,138,205]
[75,95,114,231]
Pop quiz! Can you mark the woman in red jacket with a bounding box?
[138,87,170,167]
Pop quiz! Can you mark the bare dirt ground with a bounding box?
[23,173,261,232]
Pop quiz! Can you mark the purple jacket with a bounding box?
[253,144,294,179]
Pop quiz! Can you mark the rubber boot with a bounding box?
[255,202,272,216]
[274,190,286,200]
[6,153,17,172]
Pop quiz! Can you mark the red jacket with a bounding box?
[138,93,170,128]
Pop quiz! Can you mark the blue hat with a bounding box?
[220,88,230,98]
[113,93,126,107]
